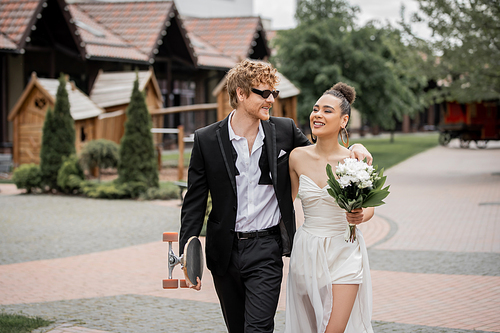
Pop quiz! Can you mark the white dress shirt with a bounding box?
[228,112,281,232]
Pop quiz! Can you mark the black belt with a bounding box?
[236,225,280,240]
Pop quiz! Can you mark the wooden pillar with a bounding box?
[0,54,7,150]
[217,92,225,121]
[157,144,162,171]
[13,116,19,166]
[177,125,184,180]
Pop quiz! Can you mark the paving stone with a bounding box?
[369,249,500,276]
[372,321,495,333]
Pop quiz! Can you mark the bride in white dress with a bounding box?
[285,83,374,333]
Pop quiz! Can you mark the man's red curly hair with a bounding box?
[226,59,280,109]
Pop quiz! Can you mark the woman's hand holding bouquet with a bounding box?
[326,158,390,242]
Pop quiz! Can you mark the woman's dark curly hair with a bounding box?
[323,82,356,119]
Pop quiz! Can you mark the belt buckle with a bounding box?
[237,231,257,239]
[237,231,249,240]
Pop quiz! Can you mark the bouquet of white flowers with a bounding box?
[326,158,390,242]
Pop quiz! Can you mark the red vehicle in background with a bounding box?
[438,101,500,148]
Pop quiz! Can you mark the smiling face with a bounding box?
[237,83,276,121]
[310,94,349,139]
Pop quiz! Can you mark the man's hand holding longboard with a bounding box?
[162,232,203,291]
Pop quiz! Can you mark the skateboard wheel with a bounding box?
[163,279,178,289]
[179,279,188,288]
[163,232,178,242]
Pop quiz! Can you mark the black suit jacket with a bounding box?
[179,115,310,276]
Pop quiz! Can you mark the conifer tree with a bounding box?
[39,74,76,190]
[117,73,158,188]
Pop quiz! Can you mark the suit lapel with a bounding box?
[216,117,237,195]
[262,119,278,190]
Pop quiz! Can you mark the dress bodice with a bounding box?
[298,174,348,236]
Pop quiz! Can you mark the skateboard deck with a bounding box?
[162,232,203,289]
[182,236,204,286]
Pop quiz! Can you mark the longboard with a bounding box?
[162,232,203,289]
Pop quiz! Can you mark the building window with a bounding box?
[80,126,86,142]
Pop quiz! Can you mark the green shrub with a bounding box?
[80,180,148,199]
[117,72,158,188]
[39,74,76,190]
[12,164,42,193]
[80,139,120,181]
[139,182,180,200]
[121,181,148,198]
[57,155,84,193]
[80,181,128,199]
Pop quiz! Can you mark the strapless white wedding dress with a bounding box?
[284,175,373,333]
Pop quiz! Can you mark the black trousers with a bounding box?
[212,233,283,333]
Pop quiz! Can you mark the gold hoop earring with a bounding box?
[311,133,317,144]
[340,127,349,148]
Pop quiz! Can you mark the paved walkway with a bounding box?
[1,138,499,332]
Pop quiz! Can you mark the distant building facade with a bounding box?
[175,0,253,18]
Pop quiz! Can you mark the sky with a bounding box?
[254,0,427,36]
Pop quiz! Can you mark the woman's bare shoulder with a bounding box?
[339,146,351,159]
[290,145,314,160]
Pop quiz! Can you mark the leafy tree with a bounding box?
[295,0,359,23]
[39,74,75,190]
[117,73,158,188]
[272,0,426,133]
[404,0,500,102]
[350,25,427,133]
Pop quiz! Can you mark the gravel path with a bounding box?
[0,195,180,265]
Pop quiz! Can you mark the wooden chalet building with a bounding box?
[7,72,103,165]
[90,69,164,145]
[0,0,277,162]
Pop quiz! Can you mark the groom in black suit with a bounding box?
[179,59,370,333]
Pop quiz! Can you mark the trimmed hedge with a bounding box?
[57,155,84,193]
[12,164,42,193]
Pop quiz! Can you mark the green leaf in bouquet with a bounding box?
[362,187,390,208]
[346,198,359,212]
[374,175,387,190]
[328,180,342,196]
[372,167,387,190]
[326,163,335,179]
[354,195,364,209]
[336,195,350,211]
[326,164,343,194]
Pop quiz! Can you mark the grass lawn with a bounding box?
[350,132,439,170]
[0,313,52,333]
[161,151,191,167]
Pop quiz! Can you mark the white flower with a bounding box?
[338,175,352,188]
[358,180,373,189]
[356,170,370,182]
[336,158,375,189]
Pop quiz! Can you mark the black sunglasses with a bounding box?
[251,88,279,99]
